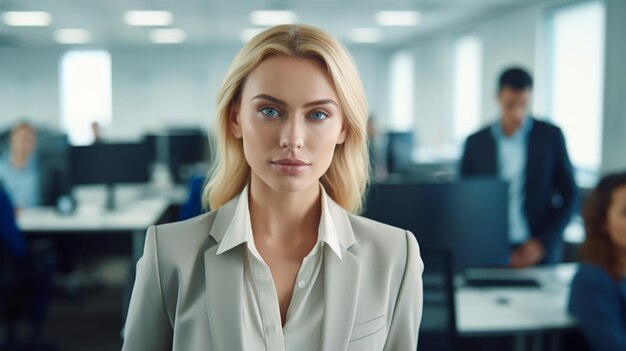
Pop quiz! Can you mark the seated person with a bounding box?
[0,122,71,209]
[569,171,626,351]
[0,122,41,208]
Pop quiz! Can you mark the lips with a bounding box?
[270,159,311,175]
[271,158,311,166]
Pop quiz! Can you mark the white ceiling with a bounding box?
[0,0,544,48]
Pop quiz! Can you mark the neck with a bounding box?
[501,121,520,137]
[248,173,321,245]
[10,153,28,169]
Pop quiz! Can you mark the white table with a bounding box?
[456,264,579,351]
[17,197,170,263]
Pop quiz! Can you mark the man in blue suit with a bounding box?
[460,67,578,267]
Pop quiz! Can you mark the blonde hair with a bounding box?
[203,24,370,214]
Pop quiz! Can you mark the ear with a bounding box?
[229,103,243,139]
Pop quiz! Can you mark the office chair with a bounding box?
[417,249,459,351]
[178,173,207,220]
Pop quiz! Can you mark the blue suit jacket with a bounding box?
[569,263,626,351]
[460,118,578,263]
[0,185,26,258]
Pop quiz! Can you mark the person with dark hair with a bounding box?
[569,172,626,351]
[460,66,578,267]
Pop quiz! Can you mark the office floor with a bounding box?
[43,285,123,351]
[0,258,126,351]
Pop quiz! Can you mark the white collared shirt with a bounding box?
[215,182,342,351]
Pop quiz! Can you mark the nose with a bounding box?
[279,117,304,151]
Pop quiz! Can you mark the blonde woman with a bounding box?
[122,24,423,351]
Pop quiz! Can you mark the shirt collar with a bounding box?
[0,152,37,171]
[491,116,533,140]
[215,182,343,260]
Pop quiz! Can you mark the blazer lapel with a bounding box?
[486,132,498,174]
[204,246,245,351]
[524,119,540,214]
[321,195,361,350]
[203,196,245,351]
[321,247,361,350]
[202,188,362,350]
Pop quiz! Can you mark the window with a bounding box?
[549,1,605,179]
[60,51,112,145]
[389,51,414,131]
[453,34,482,143]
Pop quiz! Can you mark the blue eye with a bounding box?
[309,111,329,120]
[260,107,280,118]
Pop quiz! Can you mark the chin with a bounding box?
[260,174,319,194]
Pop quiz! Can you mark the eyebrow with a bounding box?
[251,94,338,108]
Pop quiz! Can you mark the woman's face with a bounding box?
[230,55,346,193]
[607,185,626,251]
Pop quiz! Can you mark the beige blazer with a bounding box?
[122,191,424,351]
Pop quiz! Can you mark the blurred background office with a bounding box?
[1,0,625,350]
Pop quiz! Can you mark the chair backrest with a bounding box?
[418,249,458,351]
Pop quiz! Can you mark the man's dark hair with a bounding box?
[498,67,533,92]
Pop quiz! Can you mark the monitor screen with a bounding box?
[69,143,150,185]
[168,132,208,183]
[143,130,209,184]
[386,131,414,173]
[363,178,510,273]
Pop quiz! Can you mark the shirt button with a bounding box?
[266,325,276,334]
[298,280,306,289]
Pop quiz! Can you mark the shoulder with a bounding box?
[569,263,624,318]
[346,213,422,272]
[465,125,493,144]
[348,212,407,243]
[572,263,615,288]
[570,263,618,303]
[149,211,218,261]
[530,118,563,137]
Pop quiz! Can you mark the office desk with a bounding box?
[456,264,578,351]
[17,197,169,263]
[17,193,171,321]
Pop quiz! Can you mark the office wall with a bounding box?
[601,0,626,174]
[399,5,548,150]
[0,48,61,130]
[109,47,237,140]
[411,38,453,148]
[0,45,386,140]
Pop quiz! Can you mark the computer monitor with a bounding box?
[36,132,72,206]
[168,131,208,184]
[386,131,415,174]
[363,178,510,273]
[69,143,150,209]
[143,130,209,184]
